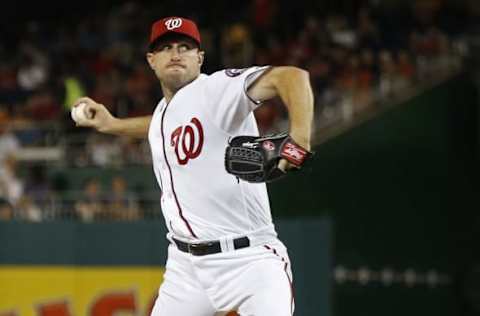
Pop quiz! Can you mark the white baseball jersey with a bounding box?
[148,66,277,242]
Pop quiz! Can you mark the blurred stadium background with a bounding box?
[0,0,479,315]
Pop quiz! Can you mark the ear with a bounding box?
[198,51,205,66]
[146,53,155,69]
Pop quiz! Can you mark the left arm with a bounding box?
[247,66,314,150]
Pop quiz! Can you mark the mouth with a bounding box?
[167,63,186,69]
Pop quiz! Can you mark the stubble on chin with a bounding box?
[162,71,198,91]
[161,72,186,90]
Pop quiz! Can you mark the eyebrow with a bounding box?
[156,43,196,54]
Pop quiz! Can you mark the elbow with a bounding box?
[293,66,309,76]
[271,66,309,83]
[282,66,310,81]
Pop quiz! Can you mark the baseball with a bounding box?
[71,102,90,124]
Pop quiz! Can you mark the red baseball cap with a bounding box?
[149,17,201,48]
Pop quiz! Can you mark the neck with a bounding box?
[161,85,177,103]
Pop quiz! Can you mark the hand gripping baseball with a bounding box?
[71,97,116,133]
[225,132,314,183]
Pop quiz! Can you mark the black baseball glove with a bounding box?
[225,132,314,183]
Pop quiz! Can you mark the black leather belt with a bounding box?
[173,236,250,256]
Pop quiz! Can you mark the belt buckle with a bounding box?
[188,242,214,256]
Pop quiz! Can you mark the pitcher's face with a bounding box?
[147,36,204,91]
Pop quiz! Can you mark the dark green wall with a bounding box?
[267,73,479,316]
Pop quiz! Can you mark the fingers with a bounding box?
[71,97,118,134]
[72,97,103,120]
[71,97,97,127]
[72,97,95,108]
[84,104,97,120]
[278,159,290,172]
[278,158,301,172]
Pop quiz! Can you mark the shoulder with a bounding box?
[209,68,248,77]
[206,66,270,80]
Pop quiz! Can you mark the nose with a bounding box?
[169,48,182,61]
[170,51,180,59]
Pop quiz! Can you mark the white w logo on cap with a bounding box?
[165,18,183,30]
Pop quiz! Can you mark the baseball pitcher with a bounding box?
[72,16,314,316]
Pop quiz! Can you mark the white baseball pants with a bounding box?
[150,238,294,316]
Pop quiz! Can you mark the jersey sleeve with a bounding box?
[204,66,271,134]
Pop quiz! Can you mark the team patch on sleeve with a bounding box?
[225,68,247,77]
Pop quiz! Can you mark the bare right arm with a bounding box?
[72,97,152,138]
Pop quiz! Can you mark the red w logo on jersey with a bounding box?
[171,117,204,165]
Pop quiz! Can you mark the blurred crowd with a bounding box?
[0,0,473,221]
